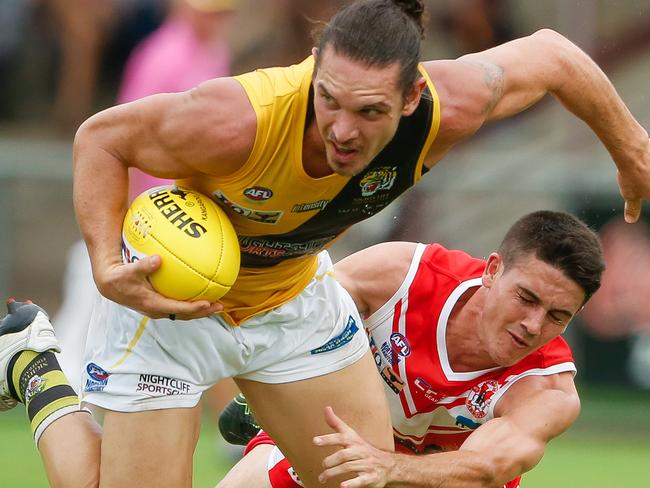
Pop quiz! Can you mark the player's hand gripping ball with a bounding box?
[122,185,240,301]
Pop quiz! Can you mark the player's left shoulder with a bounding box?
[336,242,419,281]
[335,242,419,316]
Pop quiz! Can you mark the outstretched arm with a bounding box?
[424,29,649,222]
[315,372,579,487]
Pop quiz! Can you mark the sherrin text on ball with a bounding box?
[122,185,240,301]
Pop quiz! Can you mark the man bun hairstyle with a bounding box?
[497,210,605,304]
[315,0,426,96]
[392,0,426,36]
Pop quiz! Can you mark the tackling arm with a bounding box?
[424,29,650,222]
[453,372,580,486]
[316,372,579,487]
[73,78,256,318]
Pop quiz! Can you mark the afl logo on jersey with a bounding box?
[244,186,273,201]
[390,332,411,357]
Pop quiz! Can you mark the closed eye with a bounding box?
[517,293,534,304]
[548,312,570,326]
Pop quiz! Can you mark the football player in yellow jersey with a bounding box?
[2,0,650,487]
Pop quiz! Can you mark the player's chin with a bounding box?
[328,157,365,177]
[492,348,527,368]
[503,350,530,367]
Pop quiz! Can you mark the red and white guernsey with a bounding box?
[366,243,577,455]
[248,243,577,488]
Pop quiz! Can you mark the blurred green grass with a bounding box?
[0,386,648,487]
[0,408,236,488]
[523,385,650,487]
[526,437,650,486]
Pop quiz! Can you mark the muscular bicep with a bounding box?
[423,29,568,159]
[459,373,580,483]
[76,77,256,179]
[458,30,568,121]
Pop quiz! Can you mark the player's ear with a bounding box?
[312,47,319,61]
[482,253,502,288]
[402,77,426,116]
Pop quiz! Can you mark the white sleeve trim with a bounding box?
[487,361,577,419]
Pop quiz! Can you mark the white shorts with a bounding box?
[80,251,368,412]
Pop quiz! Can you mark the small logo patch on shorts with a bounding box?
[310,316,359,354]
[84,362,110,393]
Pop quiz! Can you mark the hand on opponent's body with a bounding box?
[315,372,580,488]
[314,407,395,488]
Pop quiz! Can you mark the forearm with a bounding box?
[385,416,547,487]
[386,450,499,488]
[544,29,649,167]
[456,29,648,165]
[73,114,130,286]
[316,406,549,488]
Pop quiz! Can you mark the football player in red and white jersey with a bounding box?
[218,210,604,488]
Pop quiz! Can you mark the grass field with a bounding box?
[0,386,648,487]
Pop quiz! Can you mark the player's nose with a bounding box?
[521,307,545,336]
[331,112,359,143]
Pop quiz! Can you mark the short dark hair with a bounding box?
[498,210,605,304]
[314,0,426,96]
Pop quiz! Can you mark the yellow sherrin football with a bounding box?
[122,185,240,301]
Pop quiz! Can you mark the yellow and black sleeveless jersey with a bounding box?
[179,56,440,324]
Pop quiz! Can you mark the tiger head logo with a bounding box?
[360,167,397,197]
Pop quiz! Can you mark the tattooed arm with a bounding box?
[422,29,650,222]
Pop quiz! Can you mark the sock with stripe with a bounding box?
[7,350,79,444]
